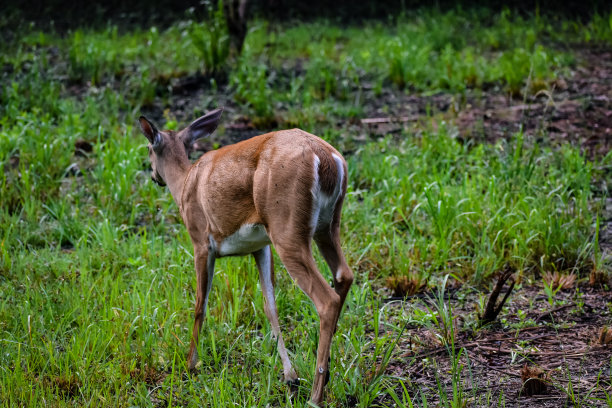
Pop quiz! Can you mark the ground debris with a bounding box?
[520,364,549,396]
[379,284,611,407]
[597,326,612,345]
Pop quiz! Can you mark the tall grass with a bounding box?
[345,126,598,284]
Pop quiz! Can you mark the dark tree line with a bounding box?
[4,0,609,32]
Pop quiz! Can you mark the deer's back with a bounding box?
[185,129,345,252]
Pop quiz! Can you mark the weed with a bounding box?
[68,27,122,85]
[346,129,597,284]
[230,60,275,125]
[426,276,472,407]
[542,278,564,307]
[385,275,426,298]
[542,271,576,290]
[188,0,230,75]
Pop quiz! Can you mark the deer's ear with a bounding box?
[184,108,223,147]
[138,116,159,144]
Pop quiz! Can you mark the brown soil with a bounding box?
[375,284,612,407]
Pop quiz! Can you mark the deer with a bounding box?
[137,108,353,405]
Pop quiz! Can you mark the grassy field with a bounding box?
[1,6,612,407]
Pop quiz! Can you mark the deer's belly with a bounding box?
[216,224,271,256]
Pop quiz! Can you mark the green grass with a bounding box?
[346,128,600,283]
[1,5,611,407]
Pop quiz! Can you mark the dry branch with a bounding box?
[480,268,515,326]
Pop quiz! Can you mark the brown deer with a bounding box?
[138,108,353,405]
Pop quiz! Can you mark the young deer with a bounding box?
[138,108,353,405]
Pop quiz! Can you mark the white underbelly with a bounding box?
[216,224,271,256]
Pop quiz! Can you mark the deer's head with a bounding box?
[138,108,223,187]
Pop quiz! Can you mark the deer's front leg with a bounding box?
[187,245,216,370]
[253,246,298,384]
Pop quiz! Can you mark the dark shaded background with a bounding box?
[3,0,610,32]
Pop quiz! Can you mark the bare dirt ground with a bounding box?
[374,284,612,407]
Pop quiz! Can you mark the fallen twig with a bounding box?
[360,115,420,125]
[535,303,576,322]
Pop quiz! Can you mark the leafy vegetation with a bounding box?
[1,5,611,407]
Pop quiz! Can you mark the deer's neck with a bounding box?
[161,155,191,208]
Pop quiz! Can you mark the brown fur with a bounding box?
[138,115,353,405]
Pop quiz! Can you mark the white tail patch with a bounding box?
[310,153,344,233]
[310,155,322,231]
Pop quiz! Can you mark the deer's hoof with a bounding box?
[187,356,201,372]
[285,377,301,392]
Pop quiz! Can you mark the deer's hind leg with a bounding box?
[270,235,341,406]
[314,196,354,317]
